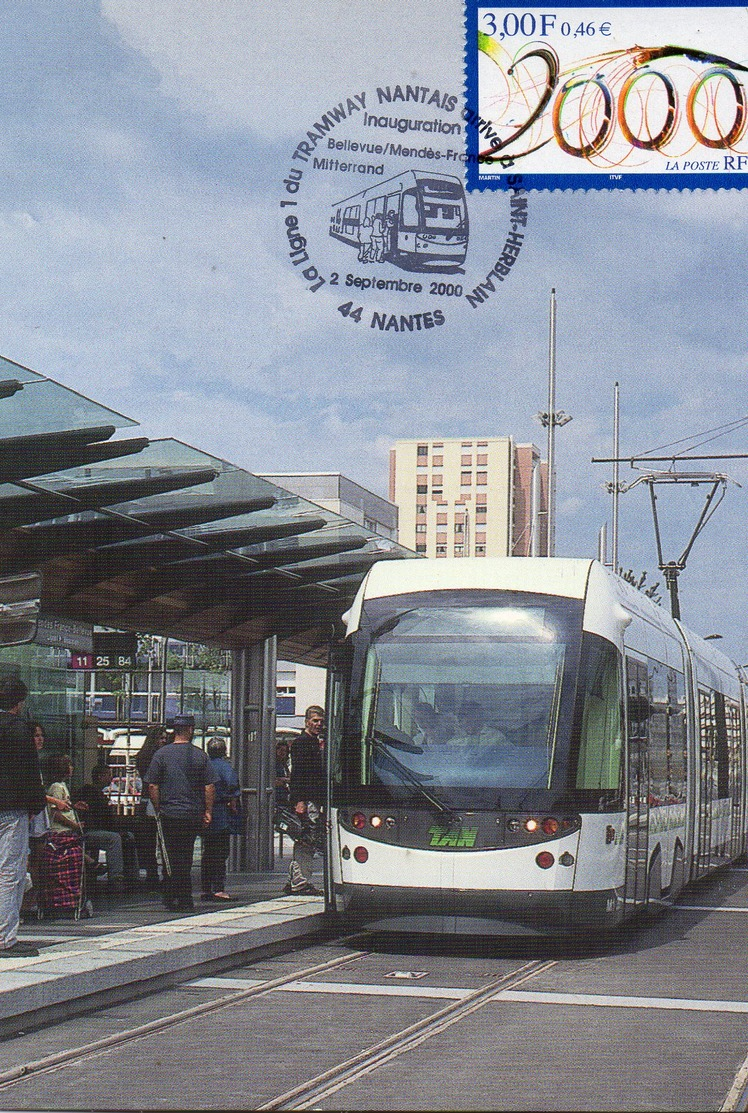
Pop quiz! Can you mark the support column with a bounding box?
[229,637,277,873]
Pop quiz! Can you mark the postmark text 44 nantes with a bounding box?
[279,80,529,332]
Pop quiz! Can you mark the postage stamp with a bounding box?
[464,2,748,190]
[279,77,530,330]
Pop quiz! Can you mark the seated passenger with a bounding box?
[42,754,85,919]
[413,702,455,746]
[75,766,139,893]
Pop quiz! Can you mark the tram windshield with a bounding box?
[332,593,623,808]
[417,178,466,232]
[332,594,624,808]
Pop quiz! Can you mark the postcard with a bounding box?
[0,5,747,1112]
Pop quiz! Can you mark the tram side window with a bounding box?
[648,661,669,806]
[667,668,687,804]
[714,692,729,798]
[726,699,742,797]
[699,690,720,801]
[698,689,730,799]
[575,634,623,791]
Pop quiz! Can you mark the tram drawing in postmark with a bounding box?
[463,2,748,190]
[329,170,469,273]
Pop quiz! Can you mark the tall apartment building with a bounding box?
[389,437,547,558]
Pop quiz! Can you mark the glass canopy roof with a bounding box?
[0,355,138,438]
[0,368,415,664]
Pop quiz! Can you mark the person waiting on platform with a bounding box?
[135,724,169,889]
[201,737,241,902]
[0,677,46,954]
[43,754,85,919]
[21,721,52,921]
[75,766,139,892]
[146,714,216,913]
[284,705,325,896]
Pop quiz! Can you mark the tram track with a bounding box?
[257,957,557,1110]
[0,943,556,1108]
[0,945,369,1091]
[2,918,748,1110]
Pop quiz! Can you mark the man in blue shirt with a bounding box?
[146,715,216,912]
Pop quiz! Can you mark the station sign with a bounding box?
[69,632,138,670]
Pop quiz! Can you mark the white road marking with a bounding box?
[282,981,469,1000]
[676,905,748,913]
[496,989,748,1013]
[186,976,748,1013]
[722,1048,748,1112]
[186,975,468,999]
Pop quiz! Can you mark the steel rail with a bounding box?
[0,947,369,1091]
[257,958,557,1111]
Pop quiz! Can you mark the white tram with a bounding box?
[329,170,469,272]
[324,558,748,934]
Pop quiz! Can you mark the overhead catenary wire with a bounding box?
[592,405,747,621]
[630,413,748,463]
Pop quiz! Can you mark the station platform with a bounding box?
[0,850,326,1038]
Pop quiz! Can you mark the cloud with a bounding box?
[103,0,463,139]
[0,1,742,658]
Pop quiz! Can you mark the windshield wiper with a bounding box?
[370,736,453,818]
[372,726,423,754]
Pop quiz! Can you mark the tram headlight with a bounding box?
[353,846,369,863]
[352,813,366,830]
[370,815,383,829]
[536,851,554,869]
[524,818,539,833]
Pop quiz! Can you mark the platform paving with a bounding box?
[0,849,326,1038]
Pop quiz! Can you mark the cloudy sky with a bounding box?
[3,1,748,659]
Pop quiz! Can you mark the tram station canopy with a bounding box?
[0,357,416,664]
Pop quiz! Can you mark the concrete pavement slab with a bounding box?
[0,868,327,1038]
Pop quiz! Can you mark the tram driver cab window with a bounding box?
[575,634,623,793]
[401,190,419,230]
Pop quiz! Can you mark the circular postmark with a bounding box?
[279,77,529,332]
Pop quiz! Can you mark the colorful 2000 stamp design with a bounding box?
[464,2,748,189]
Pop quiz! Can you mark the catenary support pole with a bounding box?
[547,288,557,557]
[612,381,620,573]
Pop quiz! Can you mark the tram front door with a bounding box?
[625,659,650,909]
